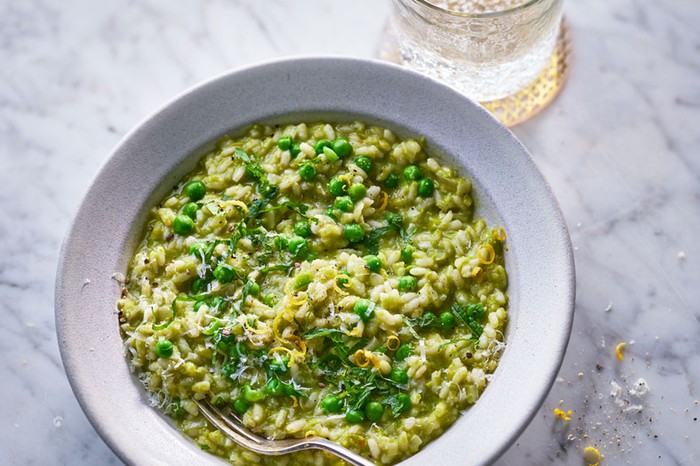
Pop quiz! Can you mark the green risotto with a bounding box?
[118,121,508,465]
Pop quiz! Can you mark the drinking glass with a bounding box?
[385,0,568,125]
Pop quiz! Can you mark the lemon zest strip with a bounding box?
[583,446,601,466]
[477,243,495,265]
[376,191,389,211]
[386,335,401,351]
[615,342,626,360]
[553,408,572,421]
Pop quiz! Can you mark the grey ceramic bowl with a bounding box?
[56,57,574,466]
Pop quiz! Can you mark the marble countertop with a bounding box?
[2,0,698,464]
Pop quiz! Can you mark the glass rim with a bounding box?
[409,0,548,18]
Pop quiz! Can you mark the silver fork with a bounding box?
[195,399,376,466]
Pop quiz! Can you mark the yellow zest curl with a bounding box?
[583,446,601,466]
[354,349,370,368]
[345,324,364,338]
[376,191,389,211]
[477,243,495,265]
[615,342,626,360]
[304,429,318,439]
[243,319,269,335]
[471,266,483,282]
[333,273,351,296]
[386,335,401,351]
[553,408,572,421]
[337,175,352,191]
[291,396,299,408]
[268,347,296,366]
[289,291,308,306]
[493,227,506,242]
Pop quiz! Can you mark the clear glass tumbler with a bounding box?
[388,0,564,103]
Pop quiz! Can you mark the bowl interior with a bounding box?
[56,57,574,466]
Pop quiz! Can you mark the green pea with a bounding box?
[294,273,313,290]
[154,339,174,358]
[395,393,412,414]
[269,355,290,374]
[348,183,367,201]
[331,138,353,158]
[323,146,339,162]
[364,255,382,273]
[398,275,417,292]
[290,142,302,158]
[173,214,195,235]
[278,135,293,151]
[233,398,249,414]
[328,176,350,197]
[247,282,261,296]
[182,202,198,220]
[288,236,308,258]
[314,139,332,155]
[334,196,354,213]
[320,395,343,414]
[440,311,456,331]
[242,384,266,403]
[345,409,365,424]
[400,247,413,264]
[354,156,373,174]
[263,293,278,307]
[353,299,375,322]
[385,173,400,188]
[403,165,422,181]
[390,367,409,385]
[344,224,365,243]
[298,163,316,181]
[213,263,236,284]
[395,343,412,361]
[365,402,384,422]
[265,378,284,396]
[292,221,310,238]
[183,180,206,201]
[417,178,435,197]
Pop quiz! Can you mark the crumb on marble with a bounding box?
[677,251,686,260]
[604,302,612,312]
[53,416,63,428]
[583,446,601,465]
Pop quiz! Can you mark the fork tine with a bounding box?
[195,400,270,454]
[199,400,265,446]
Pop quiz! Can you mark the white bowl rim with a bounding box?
[55,55,575,466]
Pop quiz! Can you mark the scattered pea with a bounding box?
[328,176,350,197]
[320,395,343,414]
[298,163,316,181]
[390,367,409,385]
[173,214,195,235]
[182,202,198,220]
[294,220,312,238]
[278,135,293,151]
[385,173,400,188]
[290,142,302,158]
[263,293,278,307]
[183,180,206,201]
[265,379,284,396]
[331,138,353,158]
[233,398,249,414]
[417,178,435,197]
[365,402,384,422]
[345,409,365,424]
[440,311,455,331]
[348,183,367,201]
[403,165,421,181]
[398,275,417,292]
[353,299,375,322]
[154,339,174,358]
[364,255,382,273]
[355,156,373,174]
[314,139,332,155]
[288,236,308,258]
[334,196,354,213]
[247,282,261,296]
[400,247,413,264]
[344,223,365,243]
[395,343,412,361]
[213,263,236,283]
[294,273,313,290]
